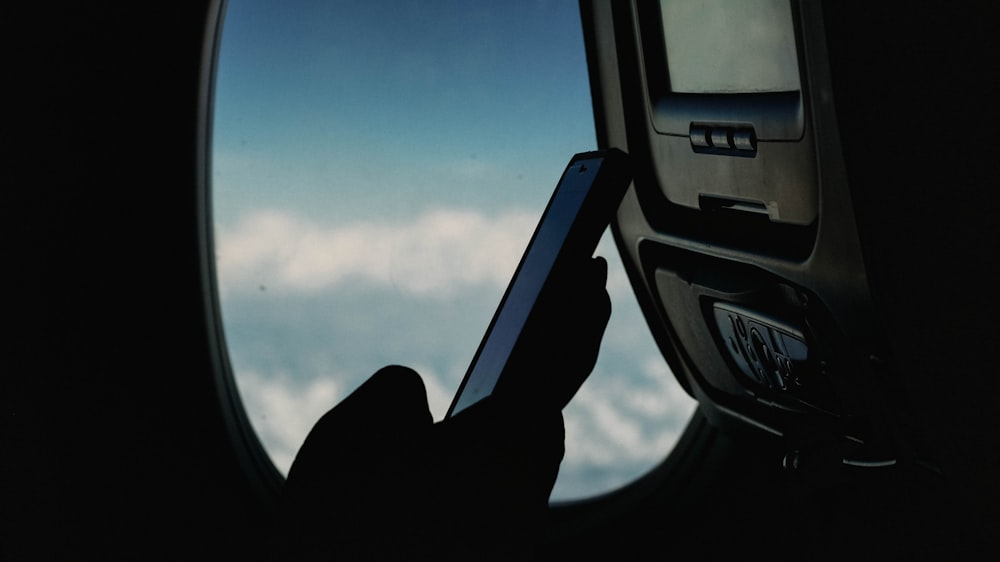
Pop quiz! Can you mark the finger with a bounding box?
[591,255,608,283]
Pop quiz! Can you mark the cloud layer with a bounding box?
[216,207,636,298]
[217,208,538,297]
[217,206,698,500]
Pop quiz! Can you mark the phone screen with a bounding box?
[448,150,629,416]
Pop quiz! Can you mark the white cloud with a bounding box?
[215,208,537,298]
[219,206,700,498]
[235,352,697,487]
[562,356,699,469]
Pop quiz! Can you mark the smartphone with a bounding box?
[446,149,631,417]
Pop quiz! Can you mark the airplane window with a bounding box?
[211,0,697,501]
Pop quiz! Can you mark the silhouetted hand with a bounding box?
[278,256,611,560]
[278,366,562,560]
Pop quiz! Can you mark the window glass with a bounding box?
[212,0,697,501]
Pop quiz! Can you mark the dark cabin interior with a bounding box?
[6,2,998,558]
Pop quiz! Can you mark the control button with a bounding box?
[750,328,775,371]
[736,316,747,339]
[771,369,786,389]
[733,130,756,151]
[690,126,711,148]
[784,358,797,380]
[775,354,788,377]
[710,129,733,149]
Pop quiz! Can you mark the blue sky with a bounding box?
[213,0,596,224]
[212,0,696,500]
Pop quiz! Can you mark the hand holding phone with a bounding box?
[447,149,631,417]
[495,254,612,410]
